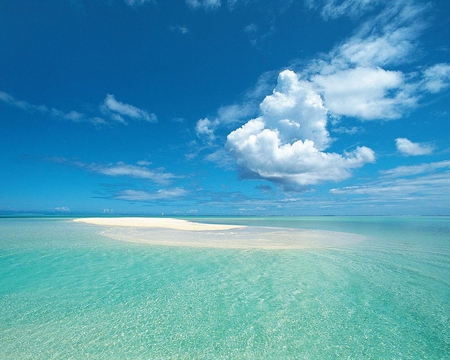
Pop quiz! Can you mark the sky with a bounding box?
[1,0,450,216]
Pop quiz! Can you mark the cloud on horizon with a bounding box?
[330,160,450,211]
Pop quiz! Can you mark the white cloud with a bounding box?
[0,91,158,126]
[257,70,330,150]
[332,126,361,135]
[54,206,70,212]
[217,102,257,125]
[330,161,450,210]
[227,118,375,188]
[170,25,189,34]
[89,162,179,185]
[298,0,432,121]
[226,71,376,190]
[312,67,414,119]
[0,91,107,125]
[195,102,258,144]
[308,0,385,20]
[186,0,221,10]
[330,0,427,66]
[124,0,154,6]
[395,138,435,156]
[380,160,450,178]
[195,117,219,143]
[101,94,156,123]
[422,63,450,93]
[115,188,188,201]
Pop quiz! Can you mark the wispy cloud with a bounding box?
[307,0,386,20]
[380,160,450,178]
[0,91,158,126]
[0,91,106,125]
[170,25,190,34]
[45,158,180,186]
[89,162,179,185]
[395,138,435,156]
[115,188,188,201]
[101,94,157,124]
[186,0,221,10]
[123,0,155,7]
[330,161,450,209]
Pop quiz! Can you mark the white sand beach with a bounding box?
[73,217,245,231]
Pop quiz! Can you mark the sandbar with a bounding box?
[73,217,364,250]
[73,217,245,231]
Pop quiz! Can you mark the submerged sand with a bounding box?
[73,217,364,249]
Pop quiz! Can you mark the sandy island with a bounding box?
[73,217,364,250]
[73,217,245,231]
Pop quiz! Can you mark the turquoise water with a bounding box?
[1,217,449,359]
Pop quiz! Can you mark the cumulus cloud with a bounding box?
[186,0,221,10]
[395,138,435,156]
[226,70,375,190]
[227,118,375,189]
[115,188,187,201]
[101,94,156,124]
[258,70,330,150]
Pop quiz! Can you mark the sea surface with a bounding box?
[1,216,449,359]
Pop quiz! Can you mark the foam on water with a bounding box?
[1,216,449,358]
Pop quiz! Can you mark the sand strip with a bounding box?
[73,217,245,231]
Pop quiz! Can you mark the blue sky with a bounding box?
[1,0,450,216]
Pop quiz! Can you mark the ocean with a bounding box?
[1,216,449,359]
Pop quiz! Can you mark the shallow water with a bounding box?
[1,216,449,359]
